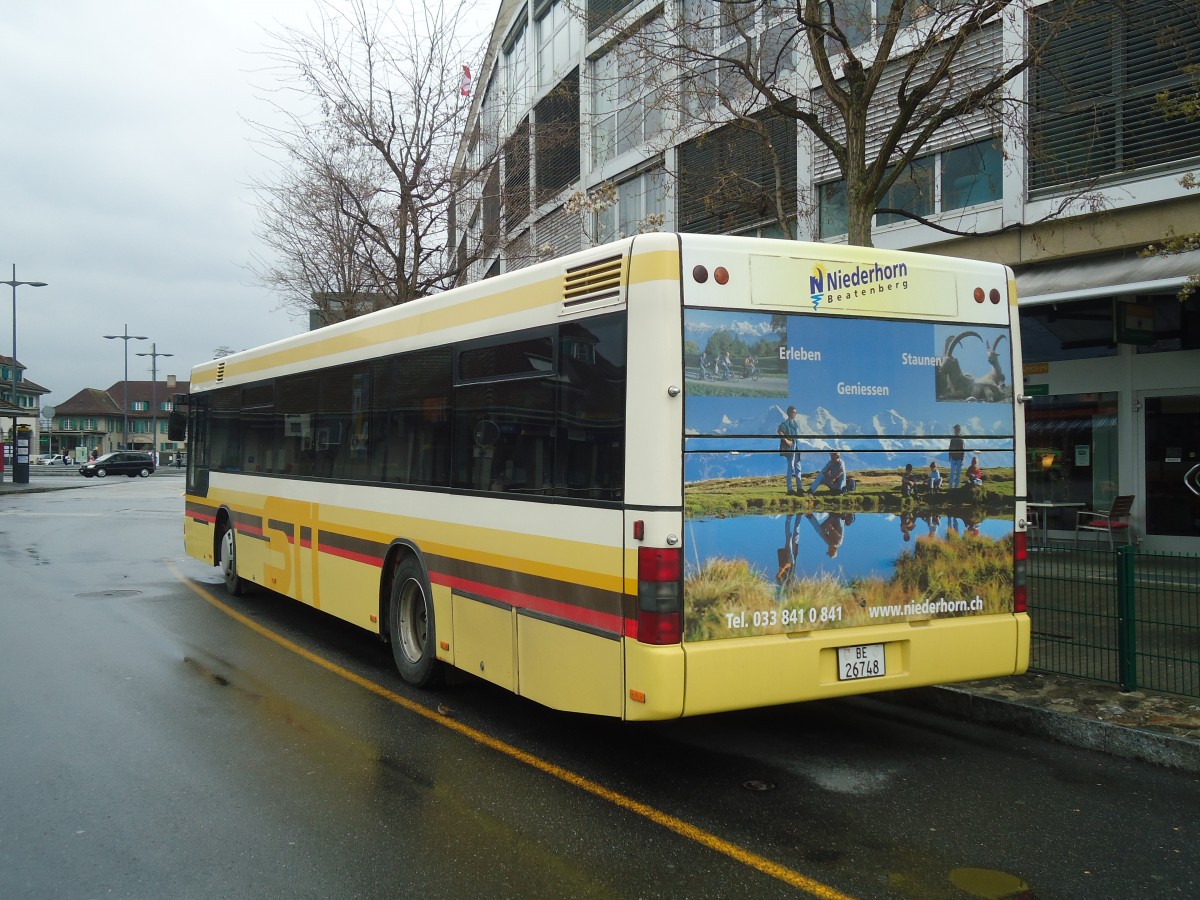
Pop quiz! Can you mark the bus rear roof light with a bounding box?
[990,288,1002,304]
[714,267,730,285]
[973,287,985,303]
[693,265,709,283]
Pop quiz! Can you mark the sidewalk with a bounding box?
[0,467,185,495]
[4,471,1198,771]
[890,672,1200,773]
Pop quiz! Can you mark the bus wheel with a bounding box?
[389,558,441,687]
[219,524,247,596]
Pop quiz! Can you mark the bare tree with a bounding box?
[598,0,1089,246]
[250,136,389,323]
[250,0,488,322]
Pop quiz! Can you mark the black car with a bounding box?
[79,451,156,478]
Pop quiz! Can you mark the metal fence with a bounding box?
[1028,544,1200,699]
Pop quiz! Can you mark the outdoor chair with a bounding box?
[1074,495,1135,549]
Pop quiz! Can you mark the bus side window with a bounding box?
[558,315,626,500]
[385,347,452,487]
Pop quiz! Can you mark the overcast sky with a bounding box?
[0,1,361,408]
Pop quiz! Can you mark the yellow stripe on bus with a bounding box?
[190,244,682,389]
[195,489,626,594]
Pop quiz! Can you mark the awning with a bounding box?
[1016,248,1200,306]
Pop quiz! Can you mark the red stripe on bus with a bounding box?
[319,543,385,568]
[433,571,625,635]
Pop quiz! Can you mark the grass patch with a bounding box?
[683,529,1014,641]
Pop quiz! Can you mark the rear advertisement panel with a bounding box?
[682,308,1016,642]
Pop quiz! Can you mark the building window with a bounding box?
[536,0,579,91]
[941,138,1002,210]
[818,137,1002,236]
[824,0,873,50]
[759,20,799,83]
[534,69,580,204]
[877,157,935,226]
[818,180,848,239]
[594,168,668,243]
[678,105,797,235]
[84,418,97,430]
[1025,392,1119,521]
[585,0,637,34]
[504,118,531,226]
[132,401,149,411]
[590,20,665,167]
[819,0,953,52]
[734,220,796,240]
[482,163,501,252]
[1021,298,1119,363]
[1134,295,1200,354]
[502,13,529,131]
[1030,0,1200,192]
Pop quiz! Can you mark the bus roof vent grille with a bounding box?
[562,254,625,307]
[215,361,226,383]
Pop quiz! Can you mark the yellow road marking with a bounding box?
[167,561,856,900]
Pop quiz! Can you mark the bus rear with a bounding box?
[623,233,1029,719]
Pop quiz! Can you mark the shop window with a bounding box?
[1026,392,1119,526]
[1021,299,1119,363]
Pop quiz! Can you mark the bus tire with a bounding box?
[388,557,441,687]
[219,523,247,596]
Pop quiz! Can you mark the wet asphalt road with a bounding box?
[1,476,1197,899]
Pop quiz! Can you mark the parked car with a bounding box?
[78,451,156,478]
[39,454,71,465]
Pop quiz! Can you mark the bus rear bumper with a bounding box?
[628,613,1030,720]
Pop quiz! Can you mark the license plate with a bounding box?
[837,643,886,681]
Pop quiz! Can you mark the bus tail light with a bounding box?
[637,547,682,644]
[1013,530,1028,613]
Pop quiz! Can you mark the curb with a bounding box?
[892,685,1200,774]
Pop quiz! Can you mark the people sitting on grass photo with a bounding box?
[966,456,984,486]
[928,460,943,492]
[809,451,847,494]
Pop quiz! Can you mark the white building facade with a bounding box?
[454,0,1200,551]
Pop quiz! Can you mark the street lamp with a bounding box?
[103,325,147,450]
[135,342,172,463]
[3,266,48,482]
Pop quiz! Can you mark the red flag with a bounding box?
[460,64,472,97]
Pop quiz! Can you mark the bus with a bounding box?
[173,233,1029,720]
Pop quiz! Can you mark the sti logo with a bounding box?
[809,264,827,310]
